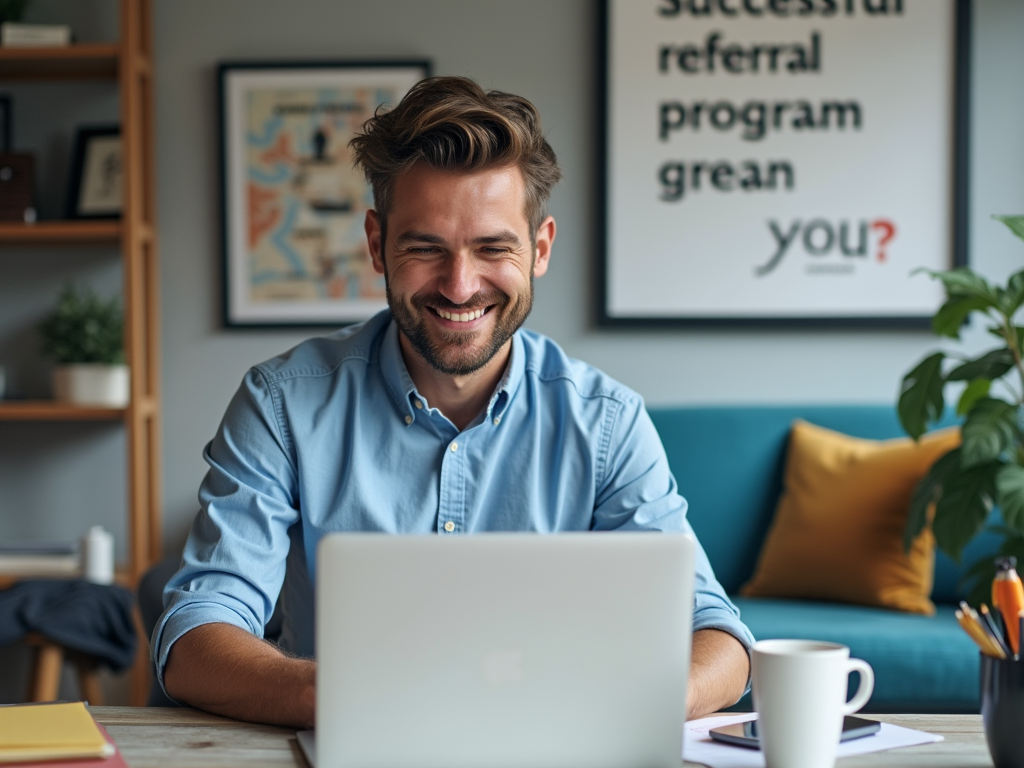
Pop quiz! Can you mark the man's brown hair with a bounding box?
[349,76,562,240]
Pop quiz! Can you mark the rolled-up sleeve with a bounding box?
[593,396,755,653]
[152,366,300,696]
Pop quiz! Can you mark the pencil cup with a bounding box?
[982,653,1024,768]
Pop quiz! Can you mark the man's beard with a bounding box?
[386,278,534,376]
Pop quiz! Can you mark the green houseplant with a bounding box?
[899,215,1024,606]
[39,285,128,407]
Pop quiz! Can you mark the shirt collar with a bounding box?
[380,318,418,417]
[379,316,525,425]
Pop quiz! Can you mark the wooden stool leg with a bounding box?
[30,642,63,702]
[77,664,104,705]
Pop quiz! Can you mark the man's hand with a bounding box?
[686,628,750,720]
[163,623,315,728]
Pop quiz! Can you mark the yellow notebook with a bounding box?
[0,702,111,763]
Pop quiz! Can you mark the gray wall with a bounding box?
[151,0,1024,551]
[0,0,1022,598]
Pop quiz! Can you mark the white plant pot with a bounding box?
[53,364,130,407]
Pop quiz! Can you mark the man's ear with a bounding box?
[532,215,556,278]
[366,210,385,274]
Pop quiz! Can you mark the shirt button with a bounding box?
[444,521,455,532]
[493,417,501,426]
[450,442,458,452]
[414,400,423,409]
[404,415,413,425]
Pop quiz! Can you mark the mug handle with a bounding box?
[842,658,875,714]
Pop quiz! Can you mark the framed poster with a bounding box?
[219,60,430,328]
[600,0,969,327]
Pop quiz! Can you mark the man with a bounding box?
[155,76,753,728]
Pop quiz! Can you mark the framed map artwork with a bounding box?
[219,60,430,327]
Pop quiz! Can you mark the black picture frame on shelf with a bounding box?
[219,59,430,328]
[599,0,971,328]
[66,125,122,220]
[0,95,10,152]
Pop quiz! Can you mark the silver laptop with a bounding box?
[306,533,695,768]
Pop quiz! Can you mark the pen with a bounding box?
[980,605,1012,658]
[992,557,1024,655]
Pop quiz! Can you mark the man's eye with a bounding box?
[481,247,509,255]
[408,246,440,254]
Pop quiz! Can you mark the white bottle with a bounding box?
[82,526,114,584]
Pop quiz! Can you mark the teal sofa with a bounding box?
[648,405,995,713]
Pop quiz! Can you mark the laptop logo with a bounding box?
[483,650,525,686]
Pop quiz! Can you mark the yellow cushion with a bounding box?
[740,420,961,615]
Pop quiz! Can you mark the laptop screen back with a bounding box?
[316,533,695,768]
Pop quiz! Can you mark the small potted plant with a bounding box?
[39,285,128,407]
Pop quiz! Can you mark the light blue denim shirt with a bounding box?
[154,310,753,692]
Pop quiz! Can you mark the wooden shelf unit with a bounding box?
[0,221,122,244]
[0,401,126,421]
[0,0,161,705]
[0,44,119,80]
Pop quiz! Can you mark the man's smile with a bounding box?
[428,304,494,325]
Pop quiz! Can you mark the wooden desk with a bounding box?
[90,708,989,768]
[92,708,305,768]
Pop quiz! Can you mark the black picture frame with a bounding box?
[0,95,10,152]
[218,59,431,329]
[66,125,122,220]
[598,0,971,328]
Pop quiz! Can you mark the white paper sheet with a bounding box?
[683,713,944,768]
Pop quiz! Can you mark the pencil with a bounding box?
[957,609,1007,658]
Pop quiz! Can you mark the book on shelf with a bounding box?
[0,23,72,47]
[0,542,78,577]
[0,702,125,766]
[0,541,76,555]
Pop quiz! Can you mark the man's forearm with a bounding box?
[686,628,751,720]
[163,623,315,728]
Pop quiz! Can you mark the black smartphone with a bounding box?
[708,715,881,749]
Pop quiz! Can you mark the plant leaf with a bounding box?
[997,464,1024,533]
[932,458,999,563]
[898,353,946,440]
[961,397,1019,467]
[999,269,1024,316]
[904,448,960,553]
[926,267,1000,305]
[987,325,1024,356]
[961,398,1018,467]
[946,349,1016,381]
[933,295,991,338]
[993,215,1024,242]
[957,379,991,416]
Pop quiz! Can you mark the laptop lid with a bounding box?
[315,533,695,768]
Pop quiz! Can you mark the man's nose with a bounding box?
[438,251,480,305]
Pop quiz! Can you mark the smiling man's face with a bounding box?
[366,163,553,377]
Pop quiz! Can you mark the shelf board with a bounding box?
[0,568,132,591]
[0,220,121,245]
[0,401,125,421]
[0,44,119,80]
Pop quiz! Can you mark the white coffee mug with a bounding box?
[752,639,874,768]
